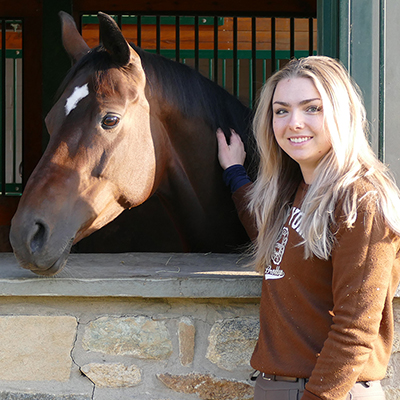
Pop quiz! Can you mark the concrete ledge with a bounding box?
[0,252,398,299]
[0,253,262,298]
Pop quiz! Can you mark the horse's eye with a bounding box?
[101,114,120,129]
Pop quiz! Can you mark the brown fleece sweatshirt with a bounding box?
[233,180,400,400]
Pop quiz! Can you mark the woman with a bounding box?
[216,56,400,400]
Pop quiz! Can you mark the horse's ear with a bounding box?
[59,11,90,64]
[98,12,131,66]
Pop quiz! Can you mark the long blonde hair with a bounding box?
[249,56,400,273]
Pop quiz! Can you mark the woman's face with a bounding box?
[272,77,332,184]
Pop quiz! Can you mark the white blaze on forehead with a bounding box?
[65,83,89,116]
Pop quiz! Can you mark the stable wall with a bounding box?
[0,252,398,400]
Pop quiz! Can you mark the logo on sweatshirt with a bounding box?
[264,227,288,280]
[264,206,304,281]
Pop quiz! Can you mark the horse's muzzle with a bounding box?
[10,217,75,276]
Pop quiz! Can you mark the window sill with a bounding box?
[0,253,262,298]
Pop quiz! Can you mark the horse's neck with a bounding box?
[147,70,249,203]
[141,61,251,250]
[159,106,252,197]
[152,104,244,250]
[159,109,220,197]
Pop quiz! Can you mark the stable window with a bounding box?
[0,12,317,198]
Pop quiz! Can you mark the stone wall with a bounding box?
[0,253,398,400]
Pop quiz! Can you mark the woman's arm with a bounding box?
[303,197,400,399]
[216,128,257,240]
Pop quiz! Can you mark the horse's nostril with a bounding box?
[30,222,47,254]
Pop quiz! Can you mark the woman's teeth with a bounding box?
[290,137,310,143]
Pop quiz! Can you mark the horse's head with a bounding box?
[10,12,159,275]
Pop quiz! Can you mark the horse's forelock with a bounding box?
[57,46,139,100]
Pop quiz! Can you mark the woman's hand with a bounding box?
[216,128,246,170]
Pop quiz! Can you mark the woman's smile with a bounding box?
[289,136,313,144]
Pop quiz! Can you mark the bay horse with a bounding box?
[9,12,255,276]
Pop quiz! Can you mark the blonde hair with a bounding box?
[249,56,400,273]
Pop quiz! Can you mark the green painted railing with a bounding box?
[83,15,224,26]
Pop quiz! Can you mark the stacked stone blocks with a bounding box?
[0,253,397,399]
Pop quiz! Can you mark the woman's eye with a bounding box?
[307,105,322,113]
[274,109,287,115]
[101,114,120,129]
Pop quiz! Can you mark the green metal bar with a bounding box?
[263,59,267,84]
[0,50,23,58]
[233,17,238,97]
[249,59,253,107]
[146,49,315,60]
[213,16,218,83]
[222,59,226,88]
[136,15,142,47]
[13,58,17,184]
[309,18,314,56]
[271,17,276,74]
[1,19,6,196]
[156,15,161,55]
[237,59,240,98]
[290,17,295,59]
[194,16,199,71]
[175,16,180,62]
[378,0,386,161]
[317,0,339,58]
[338,0,350,68]
[82,15,224,26]
[3,183,21,196]
[341,0,380,149]
[251,17,257,106]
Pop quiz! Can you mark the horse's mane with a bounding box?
[132,45,252,135]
